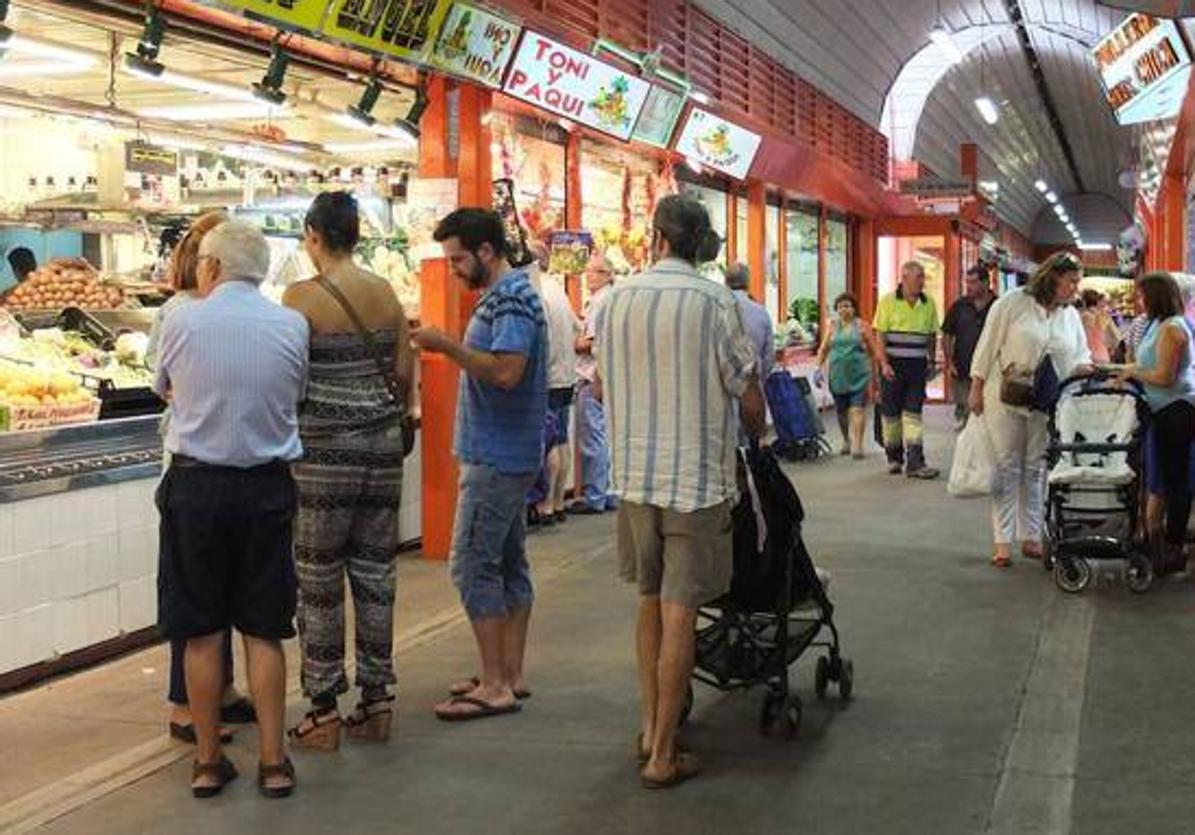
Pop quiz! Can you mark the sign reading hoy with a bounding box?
[503,32,651,141]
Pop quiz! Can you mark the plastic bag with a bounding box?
[948,415,996,498]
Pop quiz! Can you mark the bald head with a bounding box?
[585,253,614,293]
[726,262,750,291]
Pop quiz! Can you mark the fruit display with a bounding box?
[0,362,101,431]
[14,327,153,390]
[3,258,126,311]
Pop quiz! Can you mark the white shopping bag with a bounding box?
[948,414,996,498]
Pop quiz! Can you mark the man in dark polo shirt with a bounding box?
[942,264,995,431]
[155,220,308,799]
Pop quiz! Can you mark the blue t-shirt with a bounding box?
[453,268,548,475]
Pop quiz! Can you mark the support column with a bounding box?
[1163,172,1186,272]
[817,205,828,339]
[777,204,789,323]
[565,131,584,312]
[726,191,738,264]
[747,181,766,301]
[855,218,876,321]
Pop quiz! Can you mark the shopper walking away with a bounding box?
[147,211,254,746]
[873,261,941,478]
[154,220,308,798]
[571,254,618,514]
[968,252,1091,568]
[1077,289,1120,364]
[1111,272,1195,574]
[726,263,775,379]
[412,208,547,721]
[596,195,765,789]
[282,192,414,749]
[942,264,994,431]
[526,240,581,528]
[816,292,890,458]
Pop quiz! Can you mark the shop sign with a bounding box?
[673,108,762,180]
[502,32,651,142]
[125,142,179,176]
[430,2,520,88]
[632,84,687,148]
[1092,13,1192,125]
[899,178,973,200]
[548,230,593,275]
[214,0,330,32]
[322,0,452,63]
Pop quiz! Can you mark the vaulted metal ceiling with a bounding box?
[694,0,1154,243]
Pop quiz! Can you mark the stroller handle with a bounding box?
[1058,371,1145,399]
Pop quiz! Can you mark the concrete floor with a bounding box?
[5,407,1195,834]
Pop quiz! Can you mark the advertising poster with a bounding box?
[548,231,594,275]
[632,84,687,148]
[401,178,459,262]
[215,0,330,31]
[430,2,521,88]
[673,107,763,180]
[322,0,451,62]
[503,32,651,141]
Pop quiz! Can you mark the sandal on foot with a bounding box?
[991,553,1012,568]
[287,708,341,752]
[1021,542,1044,560]
[635,734,691,765]
[641,751,702,789]
[449,677,531,700]
[345,694,396,742]
[435,695,522,722]
[191,755,238,799]
[258,757,296,799]
[170,723,234,745]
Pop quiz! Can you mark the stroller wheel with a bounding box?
[1054,557,1092,594]
[1042,538,1054,572]
[679,684,694,725]
[838,659,855,701]
[814,656,830,700]
[782,698,803,740]
[1125,555,1154,594]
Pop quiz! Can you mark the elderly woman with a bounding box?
[816,292,890,457]
[146,211,255,745]
[969,252,1092,567]
[283,192,414,749]
[1111,272,1195,573]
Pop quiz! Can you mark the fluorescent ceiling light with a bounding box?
[1045,191,1058,203]
[5,35,94,64]
[220,143,311,173]
[323,138,416,155]
[322,111,418,141]
[1034,179,1048,193]
[929,27,964,64]
[137,102,286,121]
[978,180,998,191]
[0,61,90,78]
[142,132,211,152]
[122,61,257,102]
[1079,242,1112,251]
[974,96,999,124]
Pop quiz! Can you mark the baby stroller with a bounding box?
[686,443,853,739]
[765,370,833,462]
[1044,375,1153,593]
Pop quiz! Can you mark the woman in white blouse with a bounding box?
[968,252,1093,567]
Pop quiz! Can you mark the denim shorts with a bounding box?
[450,463,537,620]
[832,388,867,412]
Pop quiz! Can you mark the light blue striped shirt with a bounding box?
[596,258,756,512]
[154,280,309,468]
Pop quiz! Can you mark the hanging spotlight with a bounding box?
[1045,191,1058,204]
[346,76,382,126]
[393,82,429,140]
[124,5,165,76]
[252,40,289,106]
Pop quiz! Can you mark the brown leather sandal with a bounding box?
[286,708,341,752]
[344,694,396,742]
[258,757,296,799]
[191,755,238,799]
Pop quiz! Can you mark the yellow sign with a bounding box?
[217,0,330,32]
[322,0,451,62]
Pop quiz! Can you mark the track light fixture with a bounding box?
[124,6,165,76]
[0,0,11,46]
[252,40,289,106]
[346,76,382,126]
[394,82,428,140]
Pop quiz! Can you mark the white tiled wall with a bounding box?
[0,478,159,676]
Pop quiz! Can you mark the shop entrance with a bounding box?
[877,233,947,400]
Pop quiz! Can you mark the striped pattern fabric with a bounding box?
[454,268,548,476]
[595,258,756,513]
[299,329,402,437]
[882,331,934,359]
[154,280,308,468]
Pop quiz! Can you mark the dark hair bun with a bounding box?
[305,191,360,253]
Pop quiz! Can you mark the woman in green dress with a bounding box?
[816,292,891,458]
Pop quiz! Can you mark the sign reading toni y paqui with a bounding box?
[430,2,520,88]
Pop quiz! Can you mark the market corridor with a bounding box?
[2,411,1193,835]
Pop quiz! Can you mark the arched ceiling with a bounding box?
[693,0,1166,243]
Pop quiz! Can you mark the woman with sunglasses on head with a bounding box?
[146,211,257,744]
[968,252,1093,568]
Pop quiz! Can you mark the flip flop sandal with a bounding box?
[169,722,234,745]
[191,755,238,799]
[435,695,523,723]
[640,752,702,789]
[448,677,531,700]
[258,757,296,799]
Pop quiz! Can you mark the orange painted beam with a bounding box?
[565,131,584,313]
[746,182,766,302]
[855,218,877,321]
[777,204,789,323]
[1163,172,1186,272]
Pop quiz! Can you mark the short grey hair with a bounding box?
[198,220,271,285]
[726,262,750,290]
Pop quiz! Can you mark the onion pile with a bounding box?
[3,259,125,310]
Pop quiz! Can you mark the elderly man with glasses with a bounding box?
[570,253,619,514]
[154,220,309,799]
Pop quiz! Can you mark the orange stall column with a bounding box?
[746,181,766,301]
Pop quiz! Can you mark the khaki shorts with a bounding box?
[617,500,734,608]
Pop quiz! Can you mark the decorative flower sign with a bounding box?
[673,107,762,180]
[503,32,651,141]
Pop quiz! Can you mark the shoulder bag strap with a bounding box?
[313,275,405,410]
